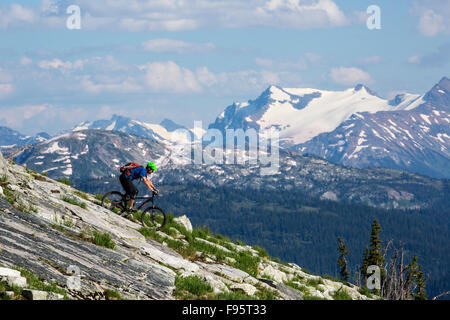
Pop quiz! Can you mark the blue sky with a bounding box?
[0,0,449,135]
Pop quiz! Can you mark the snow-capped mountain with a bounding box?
[73,114,197,145]
[0,126,50,151]
[295,77,450,178]
[7,128,449,210]
[209,84,424,147]
[13,129,167,181]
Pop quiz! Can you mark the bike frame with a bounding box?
[124,194,157,211]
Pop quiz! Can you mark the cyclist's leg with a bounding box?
[119,175,138,209]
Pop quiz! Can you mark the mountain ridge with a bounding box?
[295,77,450,178]
[7,128,449,211]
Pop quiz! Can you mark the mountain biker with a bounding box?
[120,162,158,212]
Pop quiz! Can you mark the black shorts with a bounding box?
[119,174,138,199]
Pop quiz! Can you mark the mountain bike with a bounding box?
[101,191,166,231]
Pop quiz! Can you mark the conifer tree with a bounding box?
[414,265,427,300]
[361,245,370,282]
[337,237,350,282]
[360,219,386,293]
[407,255,428,300]
[367,219,385,277]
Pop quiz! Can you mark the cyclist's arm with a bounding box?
[142,177,157,192]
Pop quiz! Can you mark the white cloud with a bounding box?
[20,57,33,66]
[80,76,142,94]
[255,53,323,71]
[38,58,83,70]
[412,1,450,36]
[329,67,373,86]
[0,84,14,99]
[406,43,450,68]
[142,39,215,54]
[0,68,12,83]
[0,68,13,99]
[0,0,354,31]
[0,105,48,127]
[408,55,422,64]
[0,104,91,132]
[359,56,382,64]
[140,61,203,93]
[418,10,445,36]
[139,60,298,94]
[0,4,35,29]
[257,0,349,29]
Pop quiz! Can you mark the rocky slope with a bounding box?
[0,152,374,300]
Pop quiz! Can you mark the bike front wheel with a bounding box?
[141,206,166,231]
[101,191,127,216]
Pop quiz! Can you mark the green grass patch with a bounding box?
[94,194,104,201]
[57,178,71,186]
[0,280,23,300]
[105,289,123,300]
[358,286,373,299]
[61,195,87,209]
[322,274,340,282]
[284,276,309,294]
[174,276,213,299]
[13,267,68,299]
[93,231,115,249]
[231,250,260,278]
[303,295,327,300]
[192,225,212,239]
[254,286,277,300]
[306,278,325,287]
[74,191,89,201]
[252,245,269,258]
[215,291,253,300]
[332,287,353,300]
[2,185,16,205]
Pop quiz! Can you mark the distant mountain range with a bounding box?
[2,77,449,179]
[6,128,449,210]
[208,84,424,146]
[73,115,199,145]
[295,78,450,178]
[209,77,449,178]
[12,130,166,181]
[0,127,50,151]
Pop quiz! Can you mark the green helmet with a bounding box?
[146,162,157,172]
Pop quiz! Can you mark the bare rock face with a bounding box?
[0,198,175,299]
[173,215,193,233]
[22,290,64,300]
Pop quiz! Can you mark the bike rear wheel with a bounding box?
[101,191,127,216]
[141,206,166,231]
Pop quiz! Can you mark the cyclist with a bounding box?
[119,162,158,212]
